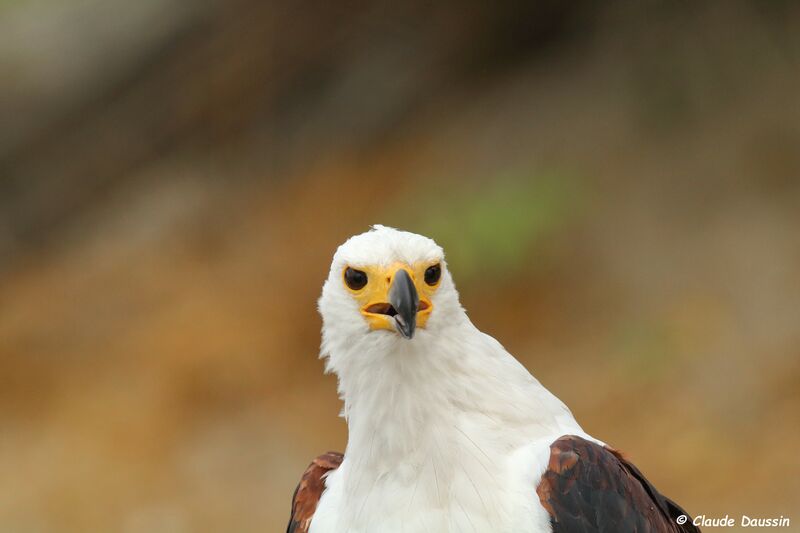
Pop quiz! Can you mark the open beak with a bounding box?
[388,269,419,339]
[360,265,431,339]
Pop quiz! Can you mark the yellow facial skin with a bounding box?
[343,262,440,333]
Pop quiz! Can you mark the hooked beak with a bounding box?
[358,263,433,338]
[388,269,419,339]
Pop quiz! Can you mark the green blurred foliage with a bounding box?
[390,172,584,281]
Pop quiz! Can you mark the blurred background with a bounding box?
[1,1,799,531]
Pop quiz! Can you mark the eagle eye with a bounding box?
[424,264,441,286]
[344,267,368,290]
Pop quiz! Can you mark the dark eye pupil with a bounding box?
[424,264,441,285]
[344,267,368,290]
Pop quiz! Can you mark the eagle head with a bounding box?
[318,226,463,368]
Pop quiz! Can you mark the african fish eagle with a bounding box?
[288,225,698,533]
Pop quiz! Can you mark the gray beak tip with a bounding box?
[394,315,415,339]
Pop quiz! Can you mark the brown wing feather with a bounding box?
[287,451,344,533]
[536,435,700,533]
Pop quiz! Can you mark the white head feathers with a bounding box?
[318,225,465,379]
[327,224,444,270]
